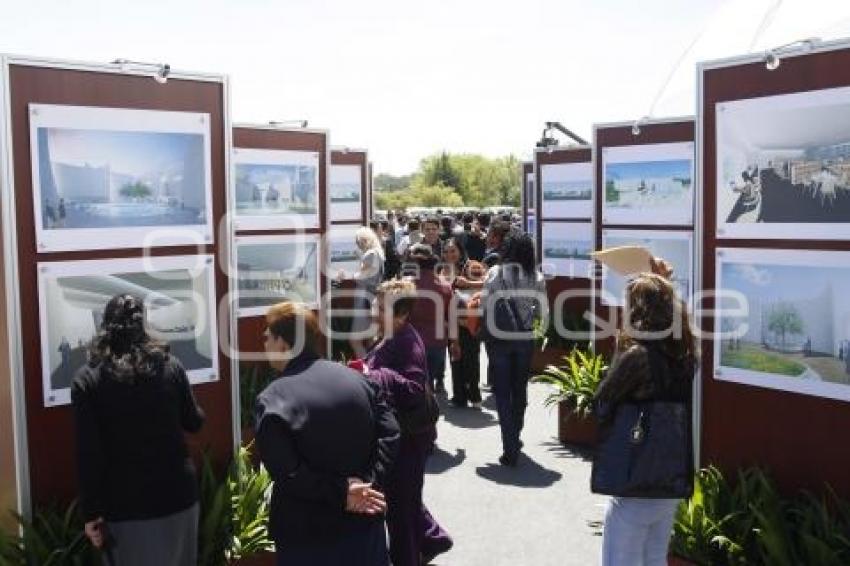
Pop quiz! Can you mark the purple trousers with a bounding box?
[385,433,452,566]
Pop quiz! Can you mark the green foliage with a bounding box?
[374,173,413,192]
[374,151,522,209]
[240,363,276,429]
[671,466,850,565]
[605,180,619,203]
[721,343,805,376]
[119,181,153,199]
[198,445,274,565]
[767,302,804,349]
[531,348,607,417]
[534,308,590,352]
[0,501,97,566]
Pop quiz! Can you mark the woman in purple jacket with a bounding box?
[363,279,453,566]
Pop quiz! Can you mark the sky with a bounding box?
[2,0,850,175]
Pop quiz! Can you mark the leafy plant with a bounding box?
[532,348,607,417]
[227,443,274,560]
[239,363,276,429]
[198,454,231,566]
[0,501,97,566]
[535,309,590,352]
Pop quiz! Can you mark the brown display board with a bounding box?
[2,59,234,509]
[699,41,850,497]
[592,119,695,357]
[330,148,369,226]
[534,147,594,341]
[232,126,330,356]
[521,161,533,233]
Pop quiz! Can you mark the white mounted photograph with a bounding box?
[602,142,694,226]
[37,255,219,407]
[600,229,693,306]
[715,247,850,402]
[329,164,364,222]
[716,85,850,240]
[233,148,321,230]
[525,171,535,212]
[327,225,361,280]
[541,221,593,278]
[30,104,214,252]
[540,162,593,219]
[235,234,321,317]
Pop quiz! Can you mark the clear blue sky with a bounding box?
[2,0,848,174]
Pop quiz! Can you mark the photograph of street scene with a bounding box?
[234,148,320,229]
[38,256,218,407]
[31,104,212,251]
[540,162,593,218]
[601,230,692,307]
[716,248,850,401]
[328,226,361,279]
[603,142,694,226]
[717,85,850,239]
[236,236,320,317]
[541,221,593,278]
[329,164,363,221]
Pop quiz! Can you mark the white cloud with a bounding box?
[734,264,772,286]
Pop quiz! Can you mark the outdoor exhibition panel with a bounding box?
[591,118,695,357]
[534,146,594,344]
[698,39,850,497]
[368,161,374,220]
[0,56,235,511]
[521,160,534,235]
[0,216,17,529]
[232,126,329,357]
[329,147,369,225]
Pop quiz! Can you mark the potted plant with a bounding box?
[531,310,591,373]
[532,348,606,446]
[239,363,276,446]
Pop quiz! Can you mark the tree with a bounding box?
[767,302,803,350]
[120,181,152,199]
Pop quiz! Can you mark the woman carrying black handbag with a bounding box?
[592,273,696,566]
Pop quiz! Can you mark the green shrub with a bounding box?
[532,348,607,417]
[0,501,97,566]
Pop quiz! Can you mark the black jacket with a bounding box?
[595,343,694,410]
[72,357,204,522]
[255,353,400,546]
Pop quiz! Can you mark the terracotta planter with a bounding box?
[230,552,276,566]
[667,556,698,566]
[531,346,567,374]
[557,401,597,446]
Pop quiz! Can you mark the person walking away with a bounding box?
[405,244,452,395]
[595,273,696,566]
[342,226,385,356]
[72,294,205,565]
[256,302,400,565]
[464,215,487,262]
[440,237,484,408]
[362,280,453,566]
[480,233,547,466]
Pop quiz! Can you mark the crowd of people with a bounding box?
[69,207,695,566]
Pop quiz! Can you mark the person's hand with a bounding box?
[454,276,470,289]
[84,518,105,549]
[346,478,386,515]
[649,257,673,280]
[449,341,461,361]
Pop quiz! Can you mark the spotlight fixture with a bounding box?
[762,37,820,71]
[535,121,588,149]
[111,58,171,84]
[631,115,650,137]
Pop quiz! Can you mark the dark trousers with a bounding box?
[385,435,450,566]
[275,520,389,565]
[425,345,446,389]
[486,340,534,458]
[450,327,481,405]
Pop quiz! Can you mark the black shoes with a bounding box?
[498,453,518,467]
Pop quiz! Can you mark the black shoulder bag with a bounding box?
[396,384,440,436]
[478,270,524,342]
[590,348,693,498]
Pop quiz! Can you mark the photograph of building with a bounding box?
[717,86,850,239]
[233,148,320,230]
[329,164,363,221]
[716,248,850,400]
[236,236,320,317]
[541,221,593,277]
[37,255,218,407]
[601,230,692,307]
[30,104,213,252]
[540,162,593,218]
[603,142,694,226]
[328,225,361,279]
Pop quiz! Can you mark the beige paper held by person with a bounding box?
[591,246,653,276]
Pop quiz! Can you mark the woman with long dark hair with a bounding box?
[596,273,696,566]
[480,232,547,466]
[72,294,205,565]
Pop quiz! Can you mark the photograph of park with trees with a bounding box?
[716,248,850,399]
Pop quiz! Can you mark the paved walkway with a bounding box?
[423,352,607,565]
